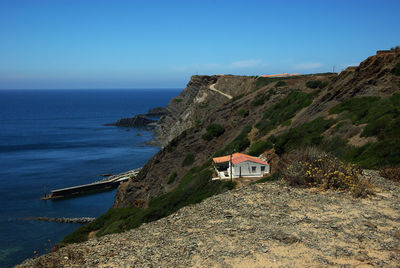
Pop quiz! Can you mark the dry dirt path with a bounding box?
[209,84,233,99]
[18,170,400,267]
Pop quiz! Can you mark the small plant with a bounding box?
[174,98,183,103]
[231,93,245,102]
[306,80,327,89]
[202,123,225,141]
[167,171,178,184]
[182,154,195,167]
[199,103,208,109]
[392,63,400,76]
[275,80,286,87]
[249,140,273,156]
[252,94,268,106]
[237,108,248,116]
[281,148,373,197]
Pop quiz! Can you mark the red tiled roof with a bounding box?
[213,153,269,165]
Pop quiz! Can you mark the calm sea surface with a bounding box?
[0,89,180,267]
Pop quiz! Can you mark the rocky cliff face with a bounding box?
[114,50,400,208]
[153,75,255,146]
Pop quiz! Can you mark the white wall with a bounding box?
[232,161,269,178]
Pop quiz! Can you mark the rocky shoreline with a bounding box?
[17,170,400,267]
[103,107,167,128]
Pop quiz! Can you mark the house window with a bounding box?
[261,166,265,172]
[251,166,256,173]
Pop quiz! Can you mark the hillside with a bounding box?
[114,49,399,208]
[17,49,400,265]
[17,170,400,267]
[56,49,400,245]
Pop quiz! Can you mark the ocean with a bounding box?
[0,89,180,267]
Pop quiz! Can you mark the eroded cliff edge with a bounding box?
[114,50,399,208]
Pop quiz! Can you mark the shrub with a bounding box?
[167,171,178,184]
[281,148,373,197]
[198,103,208,109]
[202,123,225,141]
[275,80,286,87]
[305,80,327,89]
[392,63,400,76]
[255,77,273,88]
[256,91,315,136]
[237,108,248,116]
[272,117,335,155]
[329,94,400,168]
[182,154,195,167]
[252,94,268,106]
[231,94,245,102]
[174,98,183,103]
[248,140,273,156]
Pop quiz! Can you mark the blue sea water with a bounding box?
[0,89,180,267]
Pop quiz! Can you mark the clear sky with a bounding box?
[0,0,399,89]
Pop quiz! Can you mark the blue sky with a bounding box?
[0,0,399,89]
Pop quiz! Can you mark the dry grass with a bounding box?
[380,166,400,183]
[280,147,374,197]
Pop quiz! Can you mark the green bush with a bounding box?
[202,123,225,141]
[231,94,245,102]
[248,140,273,156]
[237,108,248,116]
[255,77,273,88]
[167,171,178,184]
[198,103,208,109]
[328,94,400,168]
[272,117,335,155]
[256,91,315,136]
[305,80,327,89]
[392,63,400,76]
[251,94,268,106]
[174,98,183,103]
[182,154,195,167]
[275,80,286,87]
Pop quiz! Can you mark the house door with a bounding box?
[239,166,241,178]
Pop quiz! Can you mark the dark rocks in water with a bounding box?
[104,115,156,128]
[104,107,166,128]
[146,107,167,117]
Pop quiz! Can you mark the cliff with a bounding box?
[21,49,400,264]
[113,50,400,208]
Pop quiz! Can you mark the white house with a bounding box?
[212,153,270,180]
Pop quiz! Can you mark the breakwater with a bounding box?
[42,168,141,200]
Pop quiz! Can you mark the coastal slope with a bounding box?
[17,170,400,267]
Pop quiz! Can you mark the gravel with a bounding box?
[17,170,400,267]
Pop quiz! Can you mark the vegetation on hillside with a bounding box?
[280,148,374,198]
[63,163,235,244]
[256,90,315,137]
[329,94,400,168]
[202,123,225,141]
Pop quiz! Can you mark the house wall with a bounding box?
[232,161,269,178]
